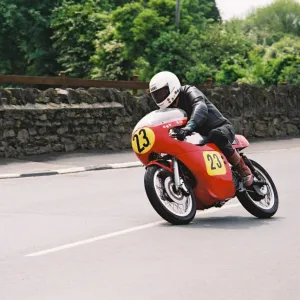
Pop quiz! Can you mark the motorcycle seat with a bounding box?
[197,136,209,146]
[186,134,238,146]
[185,133,209,146]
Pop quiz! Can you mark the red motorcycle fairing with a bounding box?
[132,109,249,210]
[232,135,249,149]
[146,161,173,174]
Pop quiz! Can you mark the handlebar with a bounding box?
[169,127,195,141]
[169,127,181,138]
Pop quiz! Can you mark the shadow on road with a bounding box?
[160,216,283,230]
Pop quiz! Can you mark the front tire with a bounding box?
[236,159,279,218]
[144,165,196,225]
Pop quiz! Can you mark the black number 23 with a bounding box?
[207,153,223,170]
[133,129,150,153]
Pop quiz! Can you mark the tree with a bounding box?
[238,36,300,85]
[181,0,220,33]
[0,0,61,75]
[91,0,221,80]
[90,25,127,80]
[242,0,300,45]
[51,0,109,77]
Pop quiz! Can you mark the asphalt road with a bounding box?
[1,142,299,300]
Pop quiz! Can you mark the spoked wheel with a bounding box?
[144,165,196,225]
[236,159,279,218]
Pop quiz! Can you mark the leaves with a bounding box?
[0,0,299,85]
[51,0,109,77]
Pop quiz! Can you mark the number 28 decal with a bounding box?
[203,151,226,176]
[132,127,155,154]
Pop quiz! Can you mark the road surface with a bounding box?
[0,141,299,300]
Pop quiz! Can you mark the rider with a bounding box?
[148,71,253,188]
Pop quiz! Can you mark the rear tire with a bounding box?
[144,165,196,225]
[236,159,279,218]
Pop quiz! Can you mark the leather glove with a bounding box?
[176,126,193,141]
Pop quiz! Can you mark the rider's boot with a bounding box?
[227,150,253,188]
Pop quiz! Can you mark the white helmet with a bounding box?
[149,71,181,109]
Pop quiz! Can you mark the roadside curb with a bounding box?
[0,161,143,180]
[1,144,299,180]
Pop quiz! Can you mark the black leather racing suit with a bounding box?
[177,85,236,158]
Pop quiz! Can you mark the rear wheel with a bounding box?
[236,159,279,218]
[144,165,196,225]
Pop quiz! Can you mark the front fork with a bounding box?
[172,157,180,191]
[172,157,189,194]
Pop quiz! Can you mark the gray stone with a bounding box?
[37,145,52,154]
[254,122,268,137]
[56,88,68,103]
[39,114,47,121]
[39,127,47,135]
[37,96,50,104]
[287,124,299,135]
[78,90,95,104]
[87,119,94,125]
[52,144,64,152]
[7,88,26,105]
[6,145,17,157]
[36,121,51,127]
[46,135,58,142]
[42,88,58,104]
[13,114,24,120]
[61,137,73,144]
[17,129,29,143]
[29,128,37,136]
[11,97,18,105]
[66,88,81,104]
[0,89,13,105]
[275,127,287,136]
[268,123,275,137]
[114,116,123,126]
[83,113,91,118]
[3,129,15,138]
[57,126,69,135]
[24,88,40,104]
[65,143,77,152]
[88,87,116,103]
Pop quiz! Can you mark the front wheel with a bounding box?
[144,165,196,225]
[236,159,279,218]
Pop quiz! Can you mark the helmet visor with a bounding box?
[151,85,170,104]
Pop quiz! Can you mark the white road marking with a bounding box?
[25,203,241,257]
[0,173,20,179]
[110,161,142,168]
[57,167,86,174]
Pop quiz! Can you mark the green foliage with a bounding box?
[90,25,127,80]
[51,0,108,77]
[200,23,254,66]
[0,0,299,86]
[242,0,300,45]
[181,0,220,32]
[91,0,220,80]
[185,63,214,84]
[238,36,300,85]
[144,31,195,82]
[0,0,61,75]
[215,55,248,85]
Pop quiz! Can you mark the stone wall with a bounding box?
[204,84,300,138]
[0,84,299,158]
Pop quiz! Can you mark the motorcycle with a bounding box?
[131,108,279,225]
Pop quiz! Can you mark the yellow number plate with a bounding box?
[132,127,155,154]
[203,151,226,176]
